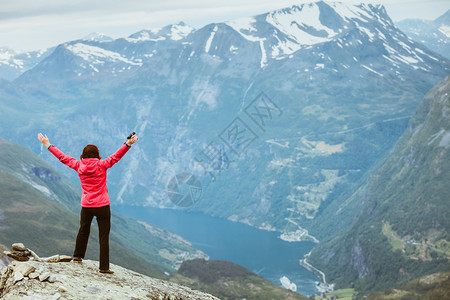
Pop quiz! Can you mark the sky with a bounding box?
[0,0,449,52]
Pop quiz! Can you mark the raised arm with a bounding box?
[38,133,79,170]
[101,135,138,169]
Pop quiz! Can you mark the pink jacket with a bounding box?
[48,143,131,207]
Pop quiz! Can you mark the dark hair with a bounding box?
[80,144,102,160]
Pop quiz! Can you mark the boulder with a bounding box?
[57,285,68,293]
[39,272,50,282]
[12,243,26,251]
[58,255,72,262]
[13,272,23,283]
[14,262,36,277]
[48,274,57,283]
[6,250,31,261]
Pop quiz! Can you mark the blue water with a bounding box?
[113,205,319,296]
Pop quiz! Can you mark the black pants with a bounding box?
[73,205,111,270]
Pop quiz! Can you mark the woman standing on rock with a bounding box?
[37,133,138,274]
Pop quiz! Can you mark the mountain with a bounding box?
[396,9,450,59]
[0,138,207,276]
[0,1,449,246]
[0,47,54,81]
[170,259,307,300]
[1,259,218,299]
[308,76,450,294]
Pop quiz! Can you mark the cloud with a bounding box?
[0,0,449,51]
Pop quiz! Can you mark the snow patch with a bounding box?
[205,26,218,53]
[315,63,324,69]
[383,43,397,55]
[359,27,374,40]
[169,23,194,40]
[266,3,336,49]
[361,64,383,76]
[396,54,419,64]
[82,32,113,42]
[15,173,60,203]
[127,31,166,42]
[225,18,267,67]
[66,43,142,66]
[0,48,25,69]
[226,17,257,35]
[329,2,372,22]
[259,39,267,68]
[438,25,450,38]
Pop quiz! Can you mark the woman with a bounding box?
[37,133,138,274]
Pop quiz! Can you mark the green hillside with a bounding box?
[170,259,308,300]
[0,138,206,276]
[367,272,450,300]
[308,76,450,294]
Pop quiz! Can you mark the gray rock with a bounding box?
[51,292,61,300]
[39,272,50,282]
[59,255,72,262]
[85,285,101,294]
[6,250,31,261]
[12,243,26,251]
[48,274,57,283]
[14,262,36,277]
[57,285,68,293]
[13,271,24,283]
[28,272,39,279]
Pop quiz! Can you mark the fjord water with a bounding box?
[114,205,318,296]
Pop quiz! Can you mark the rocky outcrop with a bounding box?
[30,166,61,182]
[350,239,370,279]
[1,243,218,300]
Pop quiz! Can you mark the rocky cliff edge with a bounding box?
[1,244,218,300]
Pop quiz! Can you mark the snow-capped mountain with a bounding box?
[396,9,450,59]
[128,22,195,42]
[0,47,54,81]
[82,32,114,42]
[1,1,449,238]
[16,1,445,87]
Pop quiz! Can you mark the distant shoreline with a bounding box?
[299,251,335,294]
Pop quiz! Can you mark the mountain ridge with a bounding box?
[396,9,450,59]
[308,75,450,294]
